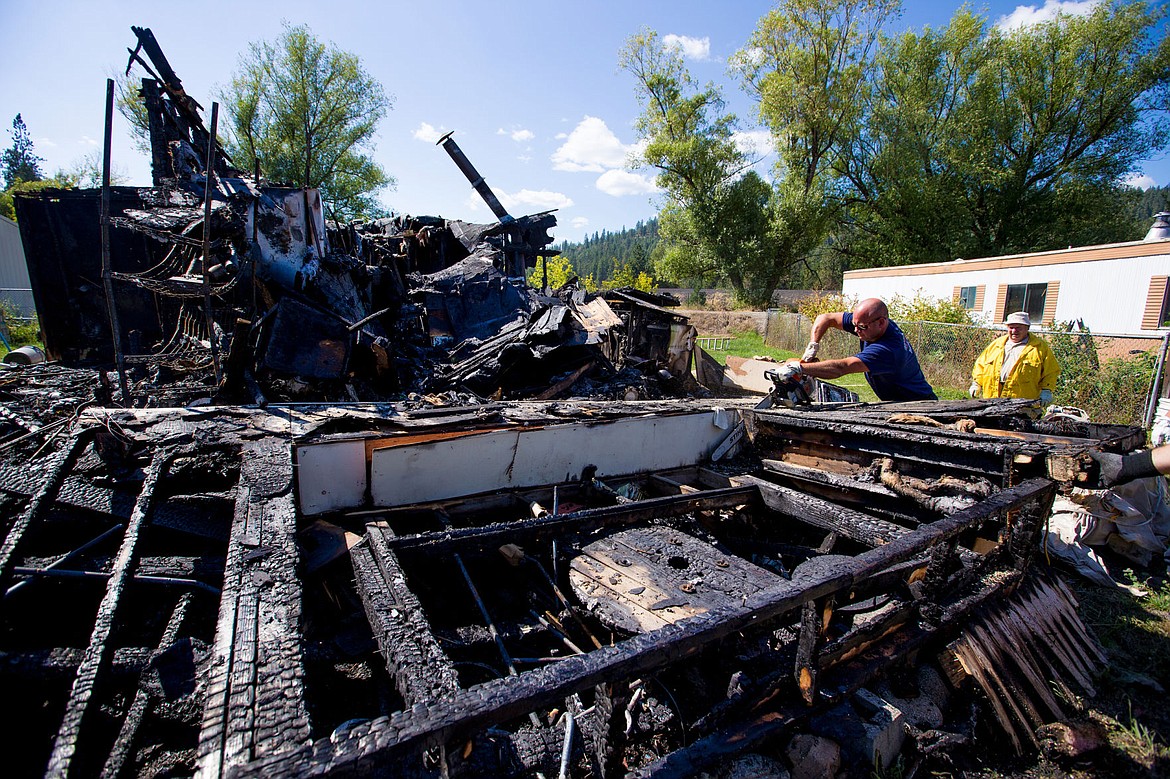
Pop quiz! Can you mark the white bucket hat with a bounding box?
[1005,311,1031,327]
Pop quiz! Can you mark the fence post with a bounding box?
[1145,331,1170,429]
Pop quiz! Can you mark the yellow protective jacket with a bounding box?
[971,334,1060,399]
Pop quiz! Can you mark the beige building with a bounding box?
[842,215,1170,334]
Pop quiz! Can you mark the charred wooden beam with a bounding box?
[46,446,171,776]
[750,410,1015,479]
[0,429,94,588]
[760,458,927,524]
[101,592,193,778]
[386,486,760,557]
[731,474,910,548]
[352,526,460,706]
[196,438,309,776]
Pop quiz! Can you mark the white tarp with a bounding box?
[1044,477,1170,588]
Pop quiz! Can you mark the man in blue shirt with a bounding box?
[783,298,936,402]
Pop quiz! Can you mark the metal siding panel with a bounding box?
[0,216,33,316]
[367,411,737,508]
[295,440,368,515]
[847,255,1170,333]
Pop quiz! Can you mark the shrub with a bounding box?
[0,300,39,350]
[796,290,857,321]
[886,289,975,325]
[707,291,734,311]
[1048,322,1101,408]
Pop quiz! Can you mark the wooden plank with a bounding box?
[46,448,168,776]
[198,438,309,776]
[569,527,780,633]
[387,486,761,555]
[731,474,911,547]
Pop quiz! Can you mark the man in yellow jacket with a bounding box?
[969,311,1060,405]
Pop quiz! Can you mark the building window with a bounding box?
[957,286,977,309]
[1003,283,1047,322]
[1161,280,1170,327]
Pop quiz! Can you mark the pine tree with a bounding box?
[1,114,44,189]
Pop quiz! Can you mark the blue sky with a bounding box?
[1,0,1164,243]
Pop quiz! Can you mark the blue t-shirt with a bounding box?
[841,313,937,402]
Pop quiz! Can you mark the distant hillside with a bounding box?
[1133,185,1170,232]
[555,218,660,284]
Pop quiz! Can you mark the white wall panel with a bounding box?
[296,440,368,516]
[366,410,737,508]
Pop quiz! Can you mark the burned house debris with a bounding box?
[0,393,1135,778]
[14,27,681,409]
[0,24,1160,779]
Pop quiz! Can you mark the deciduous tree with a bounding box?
[221,23,394,221]
[840,1,1170,265]
[621,29,784,307]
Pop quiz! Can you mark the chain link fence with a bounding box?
[765,311,1170,428]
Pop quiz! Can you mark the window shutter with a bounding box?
[952,286,960,302]
[994,285,1007,322]
[1042,281,1060,326]
[974,285,985,311]
[1142,276,1168,330]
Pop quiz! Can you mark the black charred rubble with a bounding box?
[13,26,691,411]
[0,393,1136,779]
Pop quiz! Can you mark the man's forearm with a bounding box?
[800,358,860,380]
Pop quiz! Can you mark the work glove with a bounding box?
[968,382,980,398]
[774,362,803,385]
[801,341,820,361]
[1090,448,1157,488]
[1089,451,1124,487]
[1039,389,1053,406]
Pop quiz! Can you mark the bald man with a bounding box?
[785,298,937,402]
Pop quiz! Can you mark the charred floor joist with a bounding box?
[0,398,1123,777]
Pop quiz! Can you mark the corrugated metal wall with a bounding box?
[0,215,34,317]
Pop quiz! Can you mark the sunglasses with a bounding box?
[854,316,885,333]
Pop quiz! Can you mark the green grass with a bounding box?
[703,330,877,403]
[0,303,40,360]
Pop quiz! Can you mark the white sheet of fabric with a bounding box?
[1044,477,1170,585]
[1045,496,1117,586]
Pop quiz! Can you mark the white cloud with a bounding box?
[555,132,568,140]
[499,188,574,212]
[551,116,635,172]
[80,135,99,147]
[663,34,711,61]
[995,0,1099,31]
[1123,172,1157,189]
[517,154,532,164]
[596,169,659,197]
[412,122,446,143]
[35,136,58,148]
[497,127,535,142]
[733,130,773,159]
[571,216,590,229]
